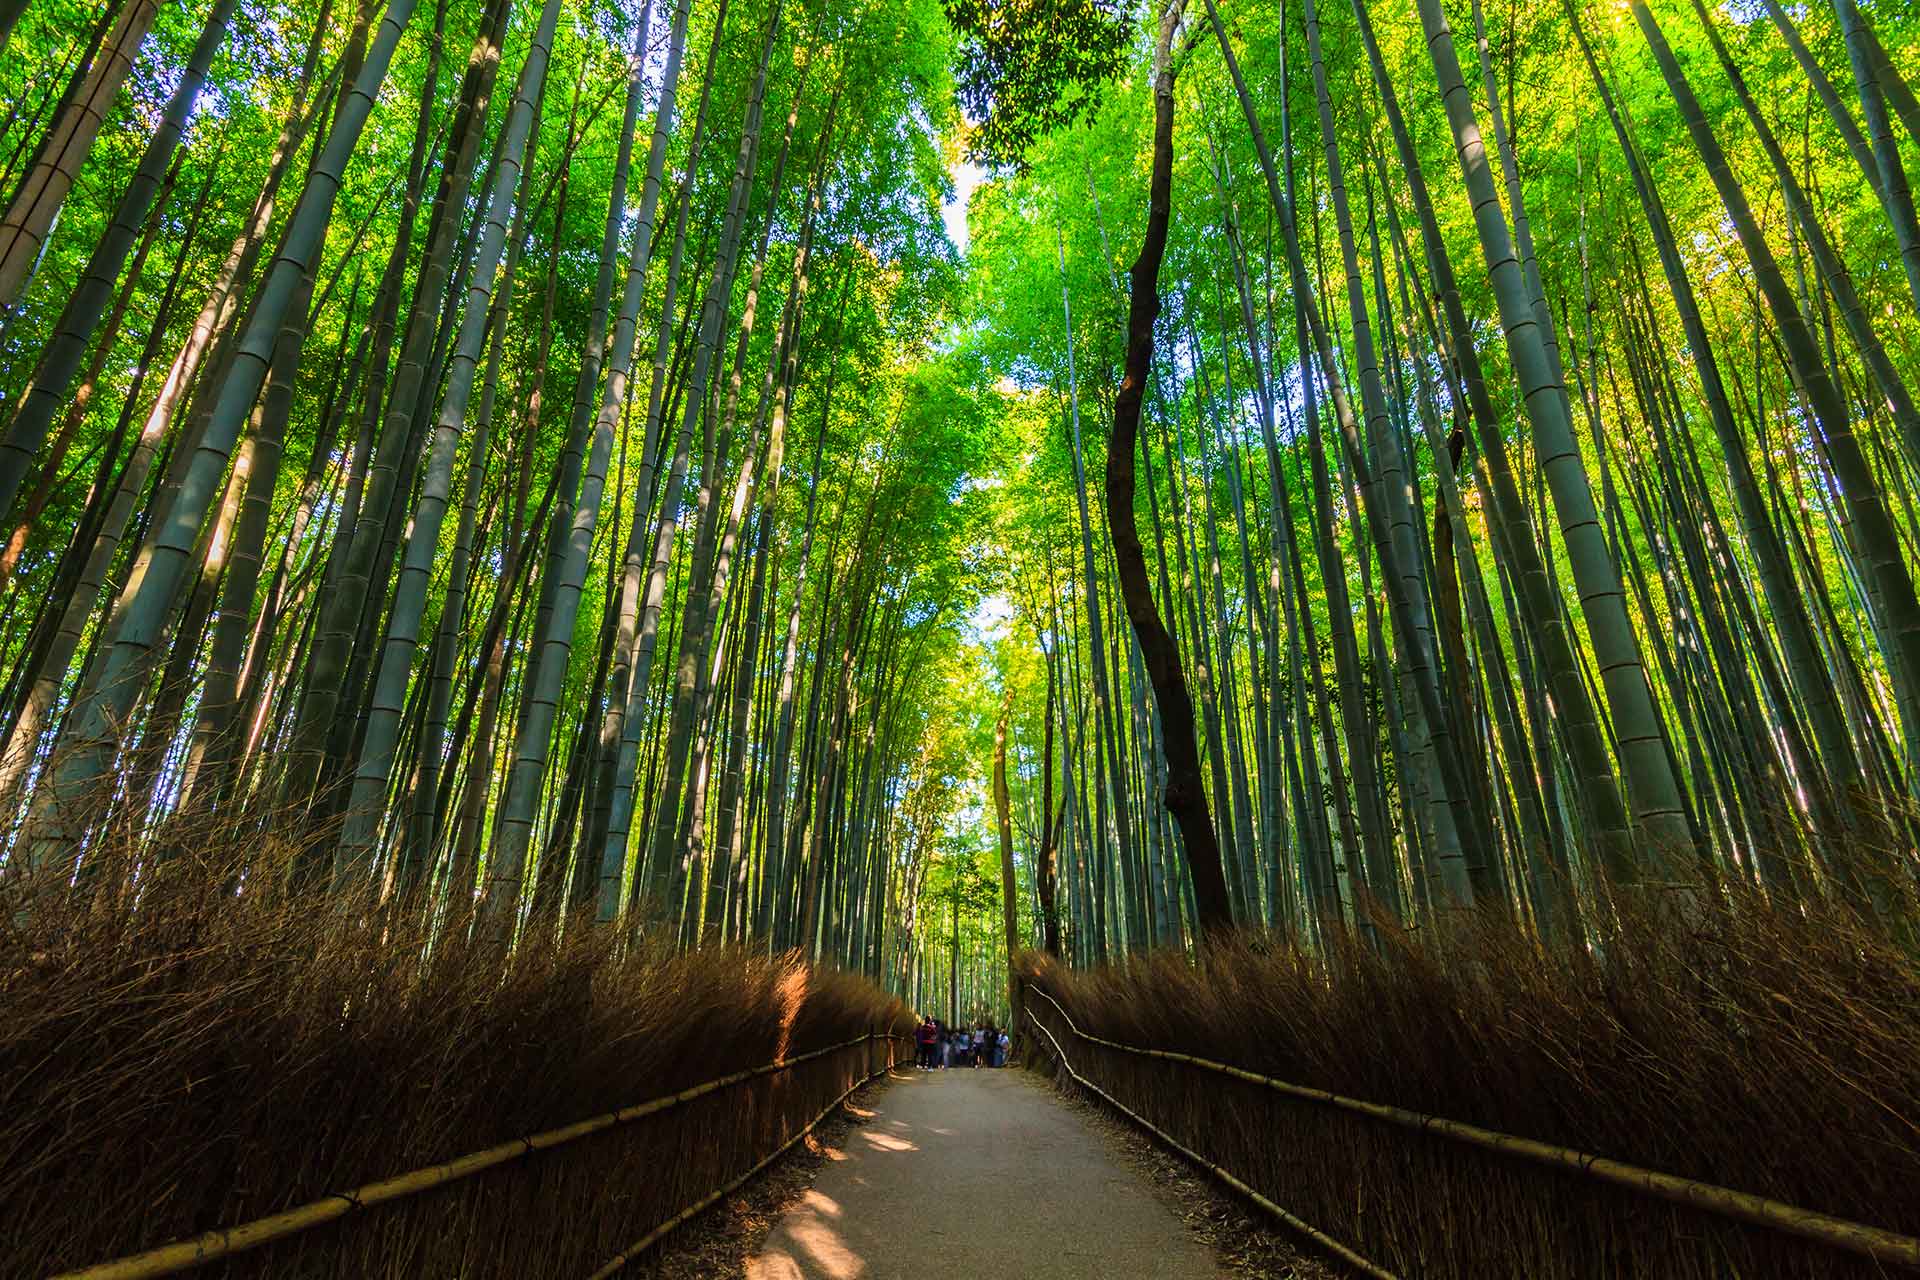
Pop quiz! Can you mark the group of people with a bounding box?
[913,1016,1008,1069]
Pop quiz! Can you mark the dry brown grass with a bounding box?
[0,825,912,1277]
[1022,884,1920,1278]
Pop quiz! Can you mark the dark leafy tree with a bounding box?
[943,0,1132,168]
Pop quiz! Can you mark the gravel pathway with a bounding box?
[745,1066,1225,1279]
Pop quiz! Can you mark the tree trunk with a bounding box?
[1106,1,1233,937]
[21,0,419,877]
[0,0,161,307]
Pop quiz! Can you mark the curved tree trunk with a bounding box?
[1106,0,1233,938]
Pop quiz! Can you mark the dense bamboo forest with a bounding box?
[3,0,1920,975]
[3,0,1920,1272]
[8,0,1919,978]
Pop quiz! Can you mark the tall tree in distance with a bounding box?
[993,680,1020,1020]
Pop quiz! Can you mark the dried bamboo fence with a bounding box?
[53,1030,910,1280]
[1023,984,1919,1278]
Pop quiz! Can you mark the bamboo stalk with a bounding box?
[1021,1000,1396,1279]
[56,1032,912,1280]
[1027,987,1920,1266]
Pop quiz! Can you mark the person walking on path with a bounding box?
[971,1024,988,1068]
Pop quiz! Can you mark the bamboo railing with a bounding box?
[1021,995,1398,1278]
[584,1050,890,1279]
[57,1030,909,1280]
[1024,985,1919,1270]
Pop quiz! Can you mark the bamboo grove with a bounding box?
[0,0,996,978]
[1,0,1919,988]
[959,0,1920,963]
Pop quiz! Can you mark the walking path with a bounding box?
[745,1066,1223,1279]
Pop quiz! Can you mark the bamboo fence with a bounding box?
[57,1030,912,1280]
[1024,984,1919,1274]
[1022,994,1398,1278]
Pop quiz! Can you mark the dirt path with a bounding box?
[745,1066,1224,1279]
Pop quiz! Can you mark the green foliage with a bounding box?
[2,0,1919,1016]
[942,0,1135,169]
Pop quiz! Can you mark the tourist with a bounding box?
[971,1023,988,1068]
[996,1027,1010,1067]
[916,1016,937,1070]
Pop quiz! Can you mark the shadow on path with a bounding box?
[746,1067,1223,1279]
